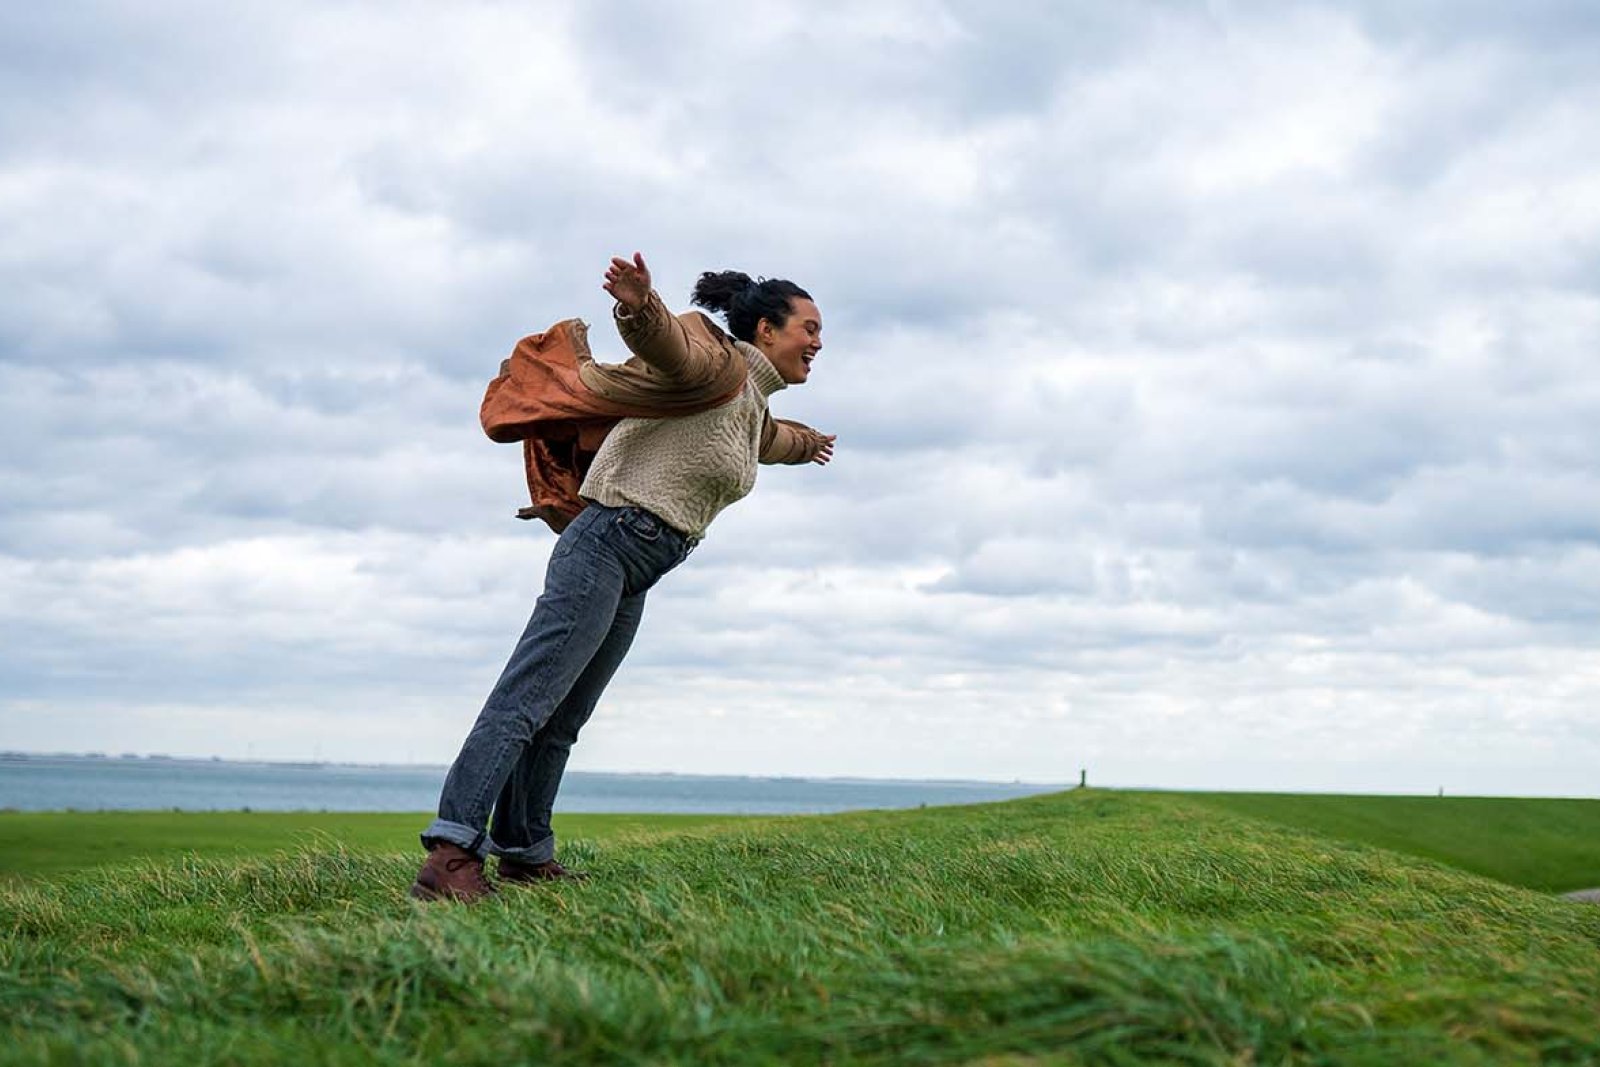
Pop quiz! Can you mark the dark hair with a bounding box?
[691,270,813,343]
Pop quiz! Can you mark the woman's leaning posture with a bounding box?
[411,253,833,901]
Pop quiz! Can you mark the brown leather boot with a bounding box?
[409,842,497,902]
[498,857,590,885]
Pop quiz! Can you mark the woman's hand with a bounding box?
[810,433,837,465]
[603,252,653,312]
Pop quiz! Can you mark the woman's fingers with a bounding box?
[604,253,650,295]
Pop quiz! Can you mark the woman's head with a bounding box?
[692,270,822,385]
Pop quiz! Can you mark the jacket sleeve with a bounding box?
[760,415,828,465]
[612,290,723,386]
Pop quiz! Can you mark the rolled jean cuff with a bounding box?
[419,818,490,859]
[489,834,556,865]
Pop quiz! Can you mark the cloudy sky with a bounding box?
[2,1,1597,796]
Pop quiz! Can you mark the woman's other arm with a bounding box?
[760,417,836,465]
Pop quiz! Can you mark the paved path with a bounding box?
[1561,888,1600,904]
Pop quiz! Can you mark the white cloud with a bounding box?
[2,1,1598,796]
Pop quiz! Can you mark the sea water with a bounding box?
[0,754,1062,814]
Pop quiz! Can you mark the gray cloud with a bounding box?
[2,1,1598,792]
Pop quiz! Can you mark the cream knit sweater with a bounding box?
[579,339,787,539]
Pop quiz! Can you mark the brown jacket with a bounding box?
[480,295,824,531]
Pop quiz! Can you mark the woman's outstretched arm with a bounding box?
[603,252,720,384]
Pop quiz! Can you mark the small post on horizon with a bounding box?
[1079,768,1087,790]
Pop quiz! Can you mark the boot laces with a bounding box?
[442,853,493,891]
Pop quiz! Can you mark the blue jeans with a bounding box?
[422,503,692,863]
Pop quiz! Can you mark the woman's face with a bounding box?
[756,298,823,385]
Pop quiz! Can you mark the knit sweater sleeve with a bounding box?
[612,290,722,386]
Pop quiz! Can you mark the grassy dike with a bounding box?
[0,811,749,882]
[3,790,1599,1065]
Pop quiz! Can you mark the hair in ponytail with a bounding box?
[691,270,813,343]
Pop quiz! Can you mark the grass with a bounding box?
[3,790,1599,1064]
[0,811,748,882]
[1178,792,1600,893]
[10,793,1599,893]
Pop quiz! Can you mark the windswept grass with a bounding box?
[3,790,1598,1064]
[0,811,750,881]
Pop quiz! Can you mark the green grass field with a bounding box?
[1179,792,1600,894]
[4,790,1600,1064]
[0,810,750,881]
[7,791,1599,893]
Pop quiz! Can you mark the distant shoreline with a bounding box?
[0,755,1068,816]
[0,751,1062,789]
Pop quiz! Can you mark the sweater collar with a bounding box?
[736,340,788,397]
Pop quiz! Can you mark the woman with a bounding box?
[412,253,834,901]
